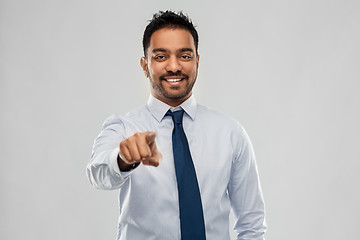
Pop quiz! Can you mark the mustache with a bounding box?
[160,71,189,80]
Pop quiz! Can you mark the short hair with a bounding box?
[142,10,199,57]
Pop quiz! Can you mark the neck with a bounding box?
[153,95,191,107]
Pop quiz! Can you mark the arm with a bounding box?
[228,127,267,240]
[86,115,162,190]
[86,115,128,190]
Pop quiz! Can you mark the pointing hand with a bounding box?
[118,132,162,171]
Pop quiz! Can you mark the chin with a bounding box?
[165,92,190,101]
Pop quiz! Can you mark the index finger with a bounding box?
[145,132,156,145]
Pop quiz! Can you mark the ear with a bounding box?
[140,57,149,78]
[196,54,200,68]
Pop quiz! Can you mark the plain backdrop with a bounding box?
[1,0,359,239]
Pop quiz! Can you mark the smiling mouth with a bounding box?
[160,71,188,82]
[165,78,182,82]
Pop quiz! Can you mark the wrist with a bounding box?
[117,154,139,172]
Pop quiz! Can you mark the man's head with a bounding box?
[141,11,200,107]
[142,11,199,57]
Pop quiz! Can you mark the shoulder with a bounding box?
[102,105,151,133]
[196,104,245,133]
[125,105,149,119]
[105,104,147,121]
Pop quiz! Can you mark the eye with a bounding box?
[180,55,192,60]
[154,55,166,61]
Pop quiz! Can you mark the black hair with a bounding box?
[142,10,199,56]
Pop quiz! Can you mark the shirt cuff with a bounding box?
[109,147,138,179]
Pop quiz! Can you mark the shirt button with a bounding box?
[115,173,121,177]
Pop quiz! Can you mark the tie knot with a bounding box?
[166,109,184,124]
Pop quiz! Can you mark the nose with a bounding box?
[165,56,182,72]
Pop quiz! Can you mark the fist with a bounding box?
[118,132,162,170]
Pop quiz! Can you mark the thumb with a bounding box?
[145,132,156,145]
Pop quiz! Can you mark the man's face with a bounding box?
[141,28,199,107]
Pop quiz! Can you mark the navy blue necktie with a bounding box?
[166,109,206,240]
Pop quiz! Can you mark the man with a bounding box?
[87,10,266,240]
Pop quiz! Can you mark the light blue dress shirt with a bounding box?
[86,95,267,240]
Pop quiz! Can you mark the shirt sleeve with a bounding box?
[86,114,134,190]
[228,125,267,240]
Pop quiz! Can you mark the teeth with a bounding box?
[166,79,181,82]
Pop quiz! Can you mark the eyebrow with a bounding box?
[152,48,167,53]
[178,48,194,53]
[152,48,194,54]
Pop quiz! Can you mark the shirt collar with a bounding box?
[146,94,197,122]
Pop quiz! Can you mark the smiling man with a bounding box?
[87,11,267,240]
[141,28,198,107]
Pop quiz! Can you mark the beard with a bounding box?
[149,70,197,101]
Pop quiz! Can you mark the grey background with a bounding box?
[1,0,359,239]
